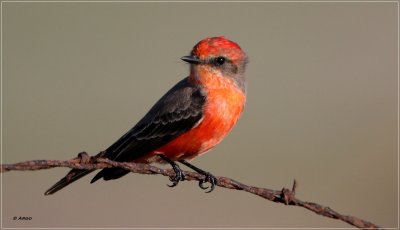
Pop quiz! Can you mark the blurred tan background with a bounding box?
[1,1,397,228]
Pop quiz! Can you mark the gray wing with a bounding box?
[91,77,206,182]
[44,77,206,195]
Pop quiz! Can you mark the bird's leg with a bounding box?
[179,160,217,193]
[157,154,185,187]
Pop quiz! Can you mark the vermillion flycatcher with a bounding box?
[45,36,248,195]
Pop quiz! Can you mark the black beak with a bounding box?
[181,55,202,64]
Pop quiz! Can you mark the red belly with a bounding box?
[137,85,246,163]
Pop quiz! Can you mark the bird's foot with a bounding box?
[198,172,217,193]
[179,160,218,193]
[158,154,185,187]
[168,164,186,187]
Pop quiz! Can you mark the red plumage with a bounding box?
[45,36,248,195]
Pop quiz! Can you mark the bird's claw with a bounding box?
[167,166,186,187]
[157,154,186,188]
[198,172,217,193]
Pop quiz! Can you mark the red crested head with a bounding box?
[190,36,246,65]
[181,36,248,92]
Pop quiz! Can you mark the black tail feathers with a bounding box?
[90,168,130,183]
[44,169,94,195]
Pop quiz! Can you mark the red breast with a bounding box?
[139,36,248,162]
[153,73,246,161]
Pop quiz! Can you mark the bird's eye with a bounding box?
[214,57,226,66]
